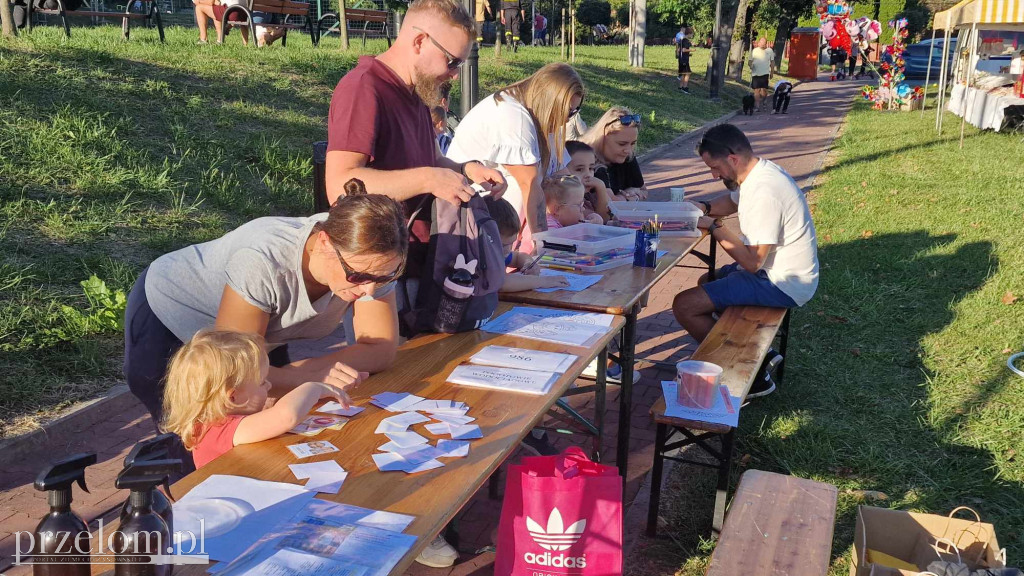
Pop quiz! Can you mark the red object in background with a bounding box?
[1017,73,1024,98]
[788,28,821,81]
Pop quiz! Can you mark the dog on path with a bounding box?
[742,94,756,115]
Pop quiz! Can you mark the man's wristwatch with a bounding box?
[698,200,712,215]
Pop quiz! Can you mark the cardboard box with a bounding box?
[850,506,1005,576]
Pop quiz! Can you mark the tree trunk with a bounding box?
[772,16,793,70]
[710,0,738,96]
[1,0,17,38]
[727,0,751,80]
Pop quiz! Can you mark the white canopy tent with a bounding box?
[930,0,1024,144]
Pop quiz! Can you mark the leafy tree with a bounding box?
[576,0,611,26]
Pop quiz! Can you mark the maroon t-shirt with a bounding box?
[327,56,436,276]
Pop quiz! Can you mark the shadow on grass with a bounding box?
[633,229,1024,573]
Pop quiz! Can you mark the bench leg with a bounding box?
[592,347,607,463]
[646,423,668,537]
[121,3,130,39]
[776,309,791,385]
[711,429,735,535]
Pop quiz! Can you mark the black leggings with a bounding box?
[123,267,291,472]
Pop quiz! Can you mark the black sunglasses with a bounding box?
[568,96,584,119]
[413,26,464,71]
[330,243,401,286]
[614,113,643,127]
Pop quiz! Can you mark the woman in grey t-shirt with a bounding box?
[123,181,408,441]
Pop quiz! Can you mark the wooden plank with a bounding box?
[501,234,709,315]
[34,10,148,16]
[650,306,786,433]
[88,302,622,576]
[706,470,838,576]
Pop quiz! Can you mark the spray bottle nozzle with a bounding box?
[115,459,182,492]
[35,453,97,494]
[124,433,178,467]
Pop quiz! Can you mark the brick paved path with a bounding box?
[0,77,862,575]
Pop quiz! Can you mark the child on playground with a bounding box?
[483,196,569,293]
[161,329,352,468]
[563,141,614,222]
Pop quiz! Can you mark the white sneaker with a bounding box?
[415,535,458,568]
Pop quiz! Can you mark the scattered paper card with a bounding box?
[374,412,429,434]
[383,430,429,448]
[370,392,425,412]
[436,440,470,458]
[407,399,467,412]
[287,441,340,459]
[535,269,604,293]
[382,444,444,463]
[449,424,483,440]
[316,402,365,418]
[447,364,557,396]
[660,381,741,428]
[469,345,577,373]
[372,451,444,474]
[289,415,348,436]
[288,460,343,479]
[424,422,451,436]
[288,461,347,495]
[429,413,475,426]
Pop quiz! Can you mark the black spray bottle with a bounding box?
[119,434,179,534]
[112,459,180,576]
[31,452,97,576]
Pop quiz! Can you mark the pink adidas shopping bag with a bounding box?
[495,446,623,576]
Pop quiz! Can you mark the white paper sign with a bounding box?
[447,364,558,395]
[469,345,577,373]
[482,312,607,347]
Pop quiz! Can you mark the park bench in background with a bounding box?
[706,470,838,576]
[317,6,390,48]
[647,305,791,535]
[219,0,316,46]
[26,0,165,40]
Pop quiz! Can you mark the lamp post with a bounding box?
[708,0,723,99]
[461,0,480,117]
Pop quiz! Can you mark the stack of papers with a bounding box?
[367,392,479,474]
[447,364,558,396]
[469,345,577,373]
[660,381,741,428]
[482,311,609,347]
[288,461,348,494]
[315,402,365,417]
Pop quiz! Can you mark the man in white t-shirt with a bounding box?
[748,37,775,112]
[672,124,818,398]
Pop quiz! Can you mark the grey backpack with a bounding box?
[401,194,505,336]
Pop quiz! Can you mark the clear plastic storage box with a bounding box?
[533,223,637,272]
[608,201,704,237]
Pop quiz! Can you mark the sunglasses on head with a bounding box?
[614,113,642,127]
[413,26,464,71]
[330,243,401,286]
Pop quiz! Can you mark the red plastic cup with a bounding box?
[675,360,723,409]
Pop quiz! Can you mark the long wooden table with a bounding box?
[92,303,623,576]
[500,234,714,481]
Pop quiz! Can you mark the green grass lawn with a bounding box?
[633,101,1024,575]
[0,26,749,434]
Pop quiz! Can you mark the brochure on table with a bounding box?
[482,310,609,347]
[447,364,558,395]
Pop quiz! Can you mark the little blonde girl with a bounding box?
[543,175,603,229]
[161,329,350,468]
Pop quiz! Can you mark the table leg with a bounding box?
[711,429,735,535]
[707,237,718,281]
[615,305,639,483]
[593,347,607,462]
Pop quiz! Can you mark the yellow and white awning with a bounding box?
[934,0,1024,28]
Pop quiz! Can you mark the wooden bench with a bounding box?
[26,0,165,41]
[317,6,391,47]
[647,305,791,536]
[219,0,316,47]
[706,470,838,576]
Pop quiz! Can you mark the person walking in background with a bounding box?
[533,12,547,45]
[473,0,490,44]
[771,80,793,115]
[848,40,860,79]
[748,37,775,112]
[500,0,524,50]
[673,24,693,94]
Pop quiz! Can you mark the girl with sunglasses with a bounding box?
[580,106,649,202]
[446,62,586,253]
[123,179,407,468]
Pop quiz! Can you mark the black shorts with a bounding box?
[677,59,691,74]
[751,74,769,89]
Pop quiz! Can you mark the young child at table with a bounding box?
[483,196,568,293]
[161,329,351,469]
[564,141,614,223]
[431,106,453,155]
[544,175,600,229]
